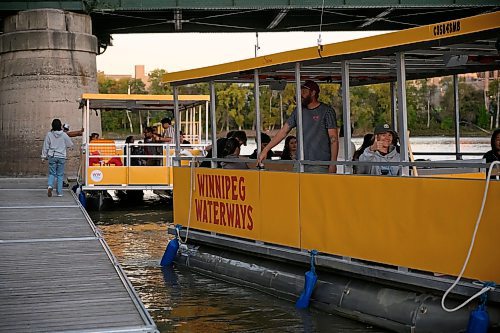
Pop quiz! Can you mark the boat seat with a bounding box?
[89,139,123,166]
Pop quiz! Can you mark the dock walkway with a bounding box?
[0,178,158,333]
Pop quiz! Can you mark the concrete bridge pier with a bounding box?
[0,9,101,176]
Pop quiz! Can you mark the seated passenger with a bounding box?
[483,128,500,163]
[231,130,247,147]
[89,132,99,141]
[143,127,160,166]
[200,138,227,168]
[107,156,123,166]
[352,133,373,174]
[124,136,144,166]
[359,124,401,176]
[249,133,274,159]
[280,135,297,160]
[221,137,249,170]
[89,151,102,166]
[180,131,191,144]
[483,128,500,179]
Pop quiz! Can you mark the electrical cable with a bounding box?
[317,0,325,57]
[441,161,499,312]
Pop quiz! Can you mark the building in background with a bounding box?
[98,64,150,89]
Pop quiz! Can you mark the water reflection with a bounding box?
[90,194,387,333]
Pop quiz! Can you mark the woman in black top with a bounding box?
[483,128,500,163]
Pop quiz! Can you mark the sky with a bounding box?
[96,31,384,76]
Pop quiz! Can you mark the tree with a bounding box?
[129,79,146,94]
[441,77,484,130]
[350,86,375,134]
[97,72,115,93]
[216,83,248,131]
[148,69,171,95]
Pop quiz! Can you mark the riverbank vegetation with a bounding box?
[98,70,498,138]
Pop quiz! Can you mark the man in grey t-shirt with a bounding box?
[258,80,339,173]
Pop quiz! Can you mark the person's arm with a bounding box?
[359,146,378,161]
[67,128,83,137]
[63,133,74,149]
[160,126,175,143]
[257,123,291,165]
[328,128,339,173]
[41,133,50,159]
[157,135,173,143]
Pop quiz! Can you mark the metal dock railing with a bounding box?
[0,178,158,333]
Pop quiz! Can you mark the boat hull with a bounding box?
[170,230,500,333]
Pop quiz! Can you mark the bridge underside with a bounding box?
[0,2,498,35]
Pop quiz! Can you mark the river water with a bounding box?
[89,137,490,332]
[89,199,387,333]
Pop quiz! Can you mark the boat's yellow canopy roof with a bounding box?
[162,11,500,86]
[80,93,210,110]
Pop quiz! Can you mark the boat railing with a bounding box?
[83,142,207,189]
[173,155,495,179]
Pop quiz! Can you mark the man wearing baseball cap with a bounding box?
[358,123,401,175]
[258,79,339,173]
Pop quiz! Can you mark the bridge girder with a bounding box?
[0,1,498,51]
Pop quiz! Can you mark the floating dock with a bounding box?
[0,178,158,333]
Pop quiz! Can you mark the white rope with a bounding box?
[176,157,197,244]
[441,161,499,312]
[317,0,326,54]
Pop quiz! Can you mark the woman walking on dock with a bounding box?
[41,119,74,197]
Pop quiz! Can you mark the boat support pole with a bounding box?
[390,82,398,133]
[173,86,181,164]
[205,101,209,144]
[295,63,304,173]
[85,99,90,186]
[453,74,462,160]
[198,105,202,144]
[396,52,409,176]
[254,69,262,159]
[341,60,353,174]
[209,82,217,169]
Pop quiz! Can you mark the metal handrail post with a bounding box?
[173,86,181,166]
[209,82,217,168]
[341,60,353,174]
[295,63,304,173]
[126,144,131,168]
[205,101,209,144]
[390,81,398,132]
[254,69,262,159]
[453,74,462,160]
[396,52,409,176]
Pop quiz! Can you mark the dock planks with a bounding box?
[0,178,158,333]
